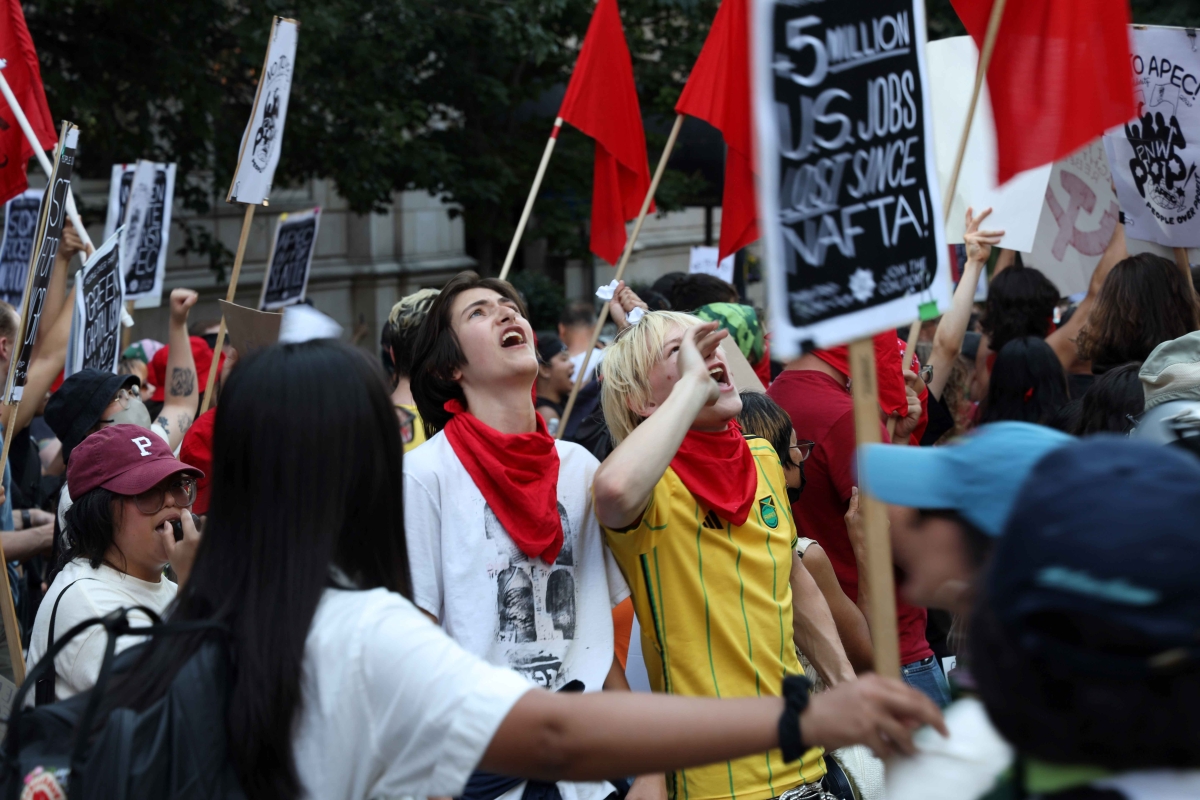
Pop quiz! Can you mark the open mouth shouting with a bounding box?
[500,325,527,349]
[708,364,733,391]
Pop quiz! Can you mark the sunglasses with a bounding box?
[133,475,198,515]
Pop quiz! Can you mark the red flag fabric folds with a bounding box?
[0,0,56,205]
[951,0,1135,184]
[559,0,653,266]
[675,0,757,261]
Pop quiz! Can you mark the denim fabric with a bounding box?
[902,655,952,708]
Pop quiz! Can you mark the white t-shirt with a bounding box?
[25,558,177,701]
[293,587,533,800]
[568,348,604,383]
[405,432,630,692]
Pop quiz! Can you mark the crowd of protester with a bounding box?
[0,205,1196,800]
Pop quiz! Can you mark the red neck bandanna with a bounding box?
[670,420,757,526]
[442,399,563,564]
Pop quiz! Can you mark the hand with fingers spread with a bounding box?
[801,673,947,758]
[964,206,1004,265]
[677,321,729,406]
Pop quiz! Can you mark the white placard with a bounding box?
[928,36,1052,253]
[227,18,299,206]
[67,228,125,377]
[752,0,951,355]
[1104,26,1200,248]
[688,246,735,284]
[103,163,134,241]
[109,160,175,306]
[0,189,42,311]
[258,207,320,310]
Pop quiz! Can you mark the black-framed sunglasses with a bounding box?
[133,475,198,515]
[790,440,814,464]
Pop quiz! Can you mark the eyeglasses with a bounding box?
[133,476,197,515]
[111,386,141,411]
[790,440,815,463]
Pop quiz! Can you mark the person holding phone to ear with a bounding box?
[25,424,203,703]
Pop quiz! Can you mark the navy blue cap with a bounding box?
[987,436,1200,677]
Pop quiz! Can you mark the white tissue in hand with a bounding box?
[595,280,620,301]
[626,307,645,325]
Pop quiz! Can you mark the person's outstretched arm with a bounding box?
[800,541,874,674]
[790,552,856,687]
[155,289,200,450]
[593,322,727,530]
[16,287,76,435]
[1047,222,1126,373]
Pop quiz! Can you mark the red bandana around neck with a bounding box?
[441,399,563,564]
[670,419,757,526]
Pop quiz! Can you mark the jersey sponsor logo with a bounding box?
[758,496,779,529]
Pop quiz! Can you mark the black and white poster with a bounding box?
[104,161,176,305]
[0,189,42,311]
[228,17,299,206]
[5,123,80,403]
[258,207,319,310]
[752,0,950,355]
[102,163,135,240]
[1104,26,1200,248]
[67,228,125,378]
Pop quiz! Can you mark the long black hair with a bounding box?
[100,340,411,799]
[979,336,1069,427]
[981,266,1061,352]
[1074,361,1144,436]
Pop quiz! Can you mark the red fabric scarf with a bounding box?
[670,420,757,526]
[442,400,563,564]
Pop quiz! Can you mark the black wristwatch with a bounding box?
[778,674,812,762]
[20,510,30,530]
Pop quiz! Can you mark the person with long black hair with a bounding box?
[85,339,942,800]
[978,337,1070,428]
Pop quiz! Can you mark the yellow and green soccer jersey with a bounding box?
[601,438,826,800]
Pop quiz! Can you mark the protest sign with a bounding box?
[5,122,79,402]
[751,0,951,356]
[220,300,281,355]
[0,189,41,309]
[1104,26,1200,248]
[720,341,764,393]
[1021,140,1120,297]
[67,228,125,377]
[927,36,1052,253]
[105,161,176,305]
[259,207,319,310]
[228,17,299,206]
[688,245,735,284]
[103,163,134,240]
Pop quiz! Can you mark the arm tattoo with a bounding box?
[169,367,196,397]
[156,415,170,435]
[178,413,192,436]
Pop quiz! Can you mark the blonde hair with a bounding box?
[600,310,700,444]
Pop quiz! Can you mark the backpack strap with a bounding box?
[34,578,98,707]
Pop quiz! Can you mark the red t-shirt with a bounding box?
[768,369,933,667]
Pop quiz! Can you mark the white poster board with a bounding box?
[103,163,134,240]
[228,17,299,206]
[752,0,951,355]
[1021,140,1120,297]
[258,207,319,310]
[927,36,1052,253]
[0,189,42,310]
[109,160,175,307]
[1104,26,1200,248]
[688,246,735,284]
[67,228,125,378]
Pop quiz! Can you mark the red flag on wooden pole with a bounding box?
[951,0,1135,184]
[0,0,56,205]
[558,0,653,267]
[676,0,756,261]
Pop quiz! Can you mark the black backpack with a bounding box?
[1,606,245,799]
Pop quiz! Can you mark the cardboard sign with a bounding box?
[105,161,176,305]
[67,228,125,377]
[688,246,735,284]
[228,17,299,205]
[220,300,281,356]
[1021,139,1120,297]
[0,189,42,310]
[1104,26,1200,248]
[720,340,765,393]
[258,207,319,310]
[927,36,1052,253]
[752,0,951,356]
[5,122,80,402]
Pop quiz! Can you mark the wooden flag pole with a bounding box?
[556,114,685,439]
[848,338,901,678]
[122,300,135,351]
[0,68,92,251]
[1174,247,1193,296]
[200,204,256,414]
[498,118,564,282]
[0,402,23,682]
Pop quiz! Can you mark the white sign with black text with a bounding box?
[688,246,735,284]
[104,161,176,306]
[67,228,125,378]
[259,207,319,310]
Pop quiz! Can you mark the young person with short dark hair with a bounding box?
[535,333,574,435]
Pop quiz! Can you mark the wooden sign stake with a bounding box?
[498,117,564,282]
[1174,247,1194,297]
[556,113,685,438]
[0,402,23,682]
[200,204,256,414]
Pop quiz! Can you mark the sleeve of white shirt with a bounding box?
[56,588,158,698]
[363,600,534,798]
[402,468,445,620]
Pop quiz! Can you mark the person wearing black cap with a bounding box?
[535,333,573,435]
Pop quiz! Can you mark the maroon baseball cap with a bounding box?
[67,424,204,498]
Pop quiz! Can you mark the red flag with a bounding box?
[0,0,56,205]
[675,0,756,261]
[558,0,653,266]
[951,0,1135,184]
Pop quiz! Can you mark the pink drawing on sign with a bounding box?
[1045,170,1120,261]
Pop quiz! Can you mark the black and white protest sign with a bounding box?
[103,163,134,240]
[67,228,125,377]
[0,189,41,310]
[1104,26,1200,248]
[259,207,319,310]
[104,161,176,304]
[228,17,299,206]
[5,122,80,402]
[752,0,950,354]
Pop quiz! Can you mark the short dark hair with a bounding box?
[410,271,528,435]
[982,266,1061,352]
[737,391,793,468]
[559,301,596,328]
[59,487,122,574]
[1075,361,1144,436]
[669,274,739,312]
[979,336,1069,427]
